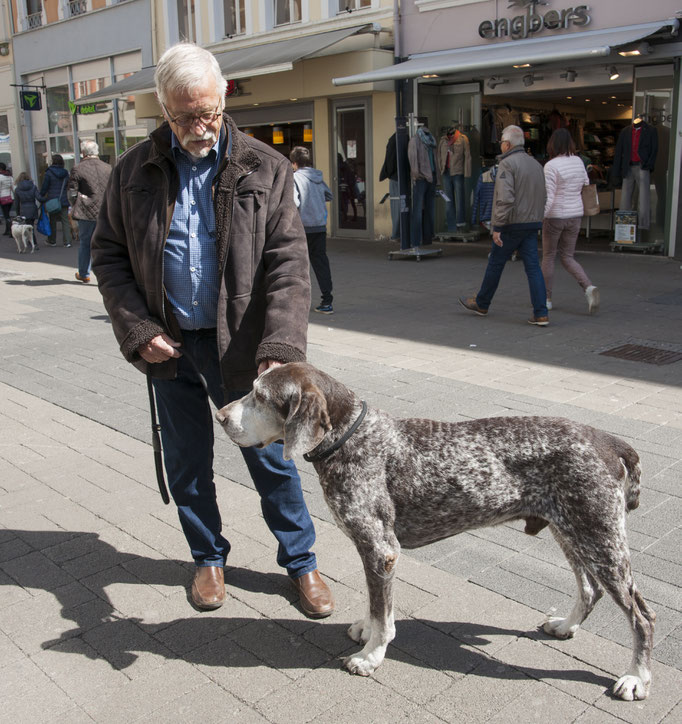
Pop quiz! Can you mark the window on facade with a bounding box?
[26,0,43,29]
[337,0,370,11]
[275,0,301,26]
[177,0,197,41]
[67,0,88,18]
[46,86,73,135]
[224,0,245,36]
[0,114,10,170]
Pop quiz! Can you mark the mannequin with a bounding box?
[614,115,658,230]
[407,121,437,246]
[437,125,472,231]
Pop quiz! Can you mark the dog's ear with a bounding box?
[283,383,331,460]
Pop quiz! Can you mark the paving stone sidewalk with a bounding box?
[0,236,680,722]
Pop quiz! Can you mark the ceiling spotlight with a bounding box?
[619,42,652,57]
[487,77,509,90]
[560,69,578,82]
[522,73,543,87]
[513,63,531,69]
[609,65,620,81]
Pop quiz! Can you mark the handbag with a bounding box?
[581,183,600,217]
[45,176,67,213]
[0,195,12,205]
[37,205,52,237]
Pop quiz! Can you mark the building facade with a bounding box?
[336,0,682,258]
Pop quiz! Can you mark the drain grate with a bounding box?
[600,343,682,366]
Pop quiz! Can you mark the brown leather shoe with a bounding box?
[191,566,225,610]
[291,570,334,618]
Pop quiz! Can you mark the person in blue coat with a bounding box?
[40,154,73,247]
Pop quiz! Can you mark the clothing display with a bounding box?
[437,129,471,230]
[614,121,658,230]
[408,127,437,246]
[471,166,497,229]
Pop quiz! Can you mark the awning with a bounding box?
[333,19,679,86]
[77,24,374,104]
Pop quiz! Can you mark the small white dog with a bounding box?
[11,216,37,254]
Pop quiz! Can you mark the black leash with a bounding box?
[303,400,368,463]
[145,345,212,505]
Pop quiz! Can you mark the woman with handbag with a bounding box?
[541,128,599,315]
[0,162,14,237]
[39,154,72,247]
[11,171,43,248]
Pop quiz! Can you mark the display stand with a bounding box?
[434,229,481,243]
[610,209,662,254]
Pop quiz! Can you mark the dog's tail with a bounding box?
[619,445,641,512]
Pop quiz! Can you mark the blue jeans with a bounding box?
[77,219,96,278]
[410,178,435,246]
[476,228,548,318]
[152,329,317,577]
[442,173,465,230]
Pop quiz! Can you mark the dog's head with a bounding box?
[12,216,27,225]
[216,362,331,460]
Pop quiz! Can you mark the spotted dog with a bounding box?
[216,362,655,701]
[11,216,37,254]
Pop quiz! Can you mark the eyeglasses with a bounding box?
[162,101,222,128]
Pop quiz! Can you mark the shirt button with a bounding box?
[190,266,196,272]
[192,166,197,171]
[190,233,196,238]
[191,200,196,205]
[193,301,199,306]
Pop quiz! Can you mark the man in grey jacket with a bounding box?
[459,125,549,326]
[92,43,333,618]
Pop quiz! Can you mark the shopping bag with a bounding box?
[37,206,52,237]
[581,184,600,217]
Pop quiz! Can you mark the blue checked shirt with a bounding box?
[164,128,228,330]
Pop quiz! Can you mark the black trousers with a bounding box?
[306,230,333,305]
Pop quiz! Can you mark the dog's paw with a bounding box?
[613,674,649,701]
[543,617,578,639]
[348,619,370,644]
[343,653,376,677]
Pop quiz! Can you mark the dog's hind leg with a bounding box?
[544,524,603,639]
[344,535,400,677]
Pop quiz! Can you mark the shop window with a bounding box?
[177,0,196,41]
[0,115,10,170]
[275,0,301,26]
[33,140,48,182]
[46,85,73,136]
[49,136,75,170]
[224,0,245,36]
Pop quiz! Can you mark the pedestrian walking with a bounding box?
[541,128,600,314]
[10,171,42,245]
[40,154,73,247]
[0,162,14,237]
[459,125,549,325]
[68,140,112,283]
[91,42,333,618]
[290,146,334,314]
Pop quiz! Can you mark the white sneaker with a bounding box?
[585,285,600,315]
[546,299,553,311]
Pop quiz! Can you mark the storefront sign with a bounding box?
[479,0,591,41]
[20,91,42,111]
[68,100,111,116]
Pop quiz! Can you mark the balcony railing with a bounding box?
[26,12,43,30]
[67,0,88,17]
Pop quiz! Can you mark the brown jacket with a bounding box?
[91,114,311,391]
[68,156,112,220]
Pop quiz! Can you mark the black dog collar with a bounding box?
[303,400,368,463]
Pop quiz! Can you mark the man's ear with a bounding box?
[282,383,331,460]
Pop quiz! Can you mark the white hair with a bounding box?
[501,125,525,147]
[155,42,227,106]
[80,140,99,157]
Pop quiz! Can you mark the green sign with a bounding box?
[69,100,111,115]
[20,91,42,111]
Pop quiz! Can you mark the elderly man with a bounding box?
[91,43,333,617]
[459,125,549,326]
[68,140,112,283]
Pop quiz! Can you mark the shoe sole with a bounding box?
[528,320,549,327]
[458,298,487,316]
[314,309,334,315]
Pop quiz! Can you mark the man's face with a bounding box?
[161,79,223,160]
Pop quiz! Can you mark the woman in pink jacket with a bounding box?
[542,129,599,314]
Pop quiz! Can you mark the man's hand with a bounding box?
[492,231,503,247]
[258,359,283,376]
[138,334,182,363]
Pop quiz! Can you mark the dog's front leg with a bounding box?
[344,541,400,677]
